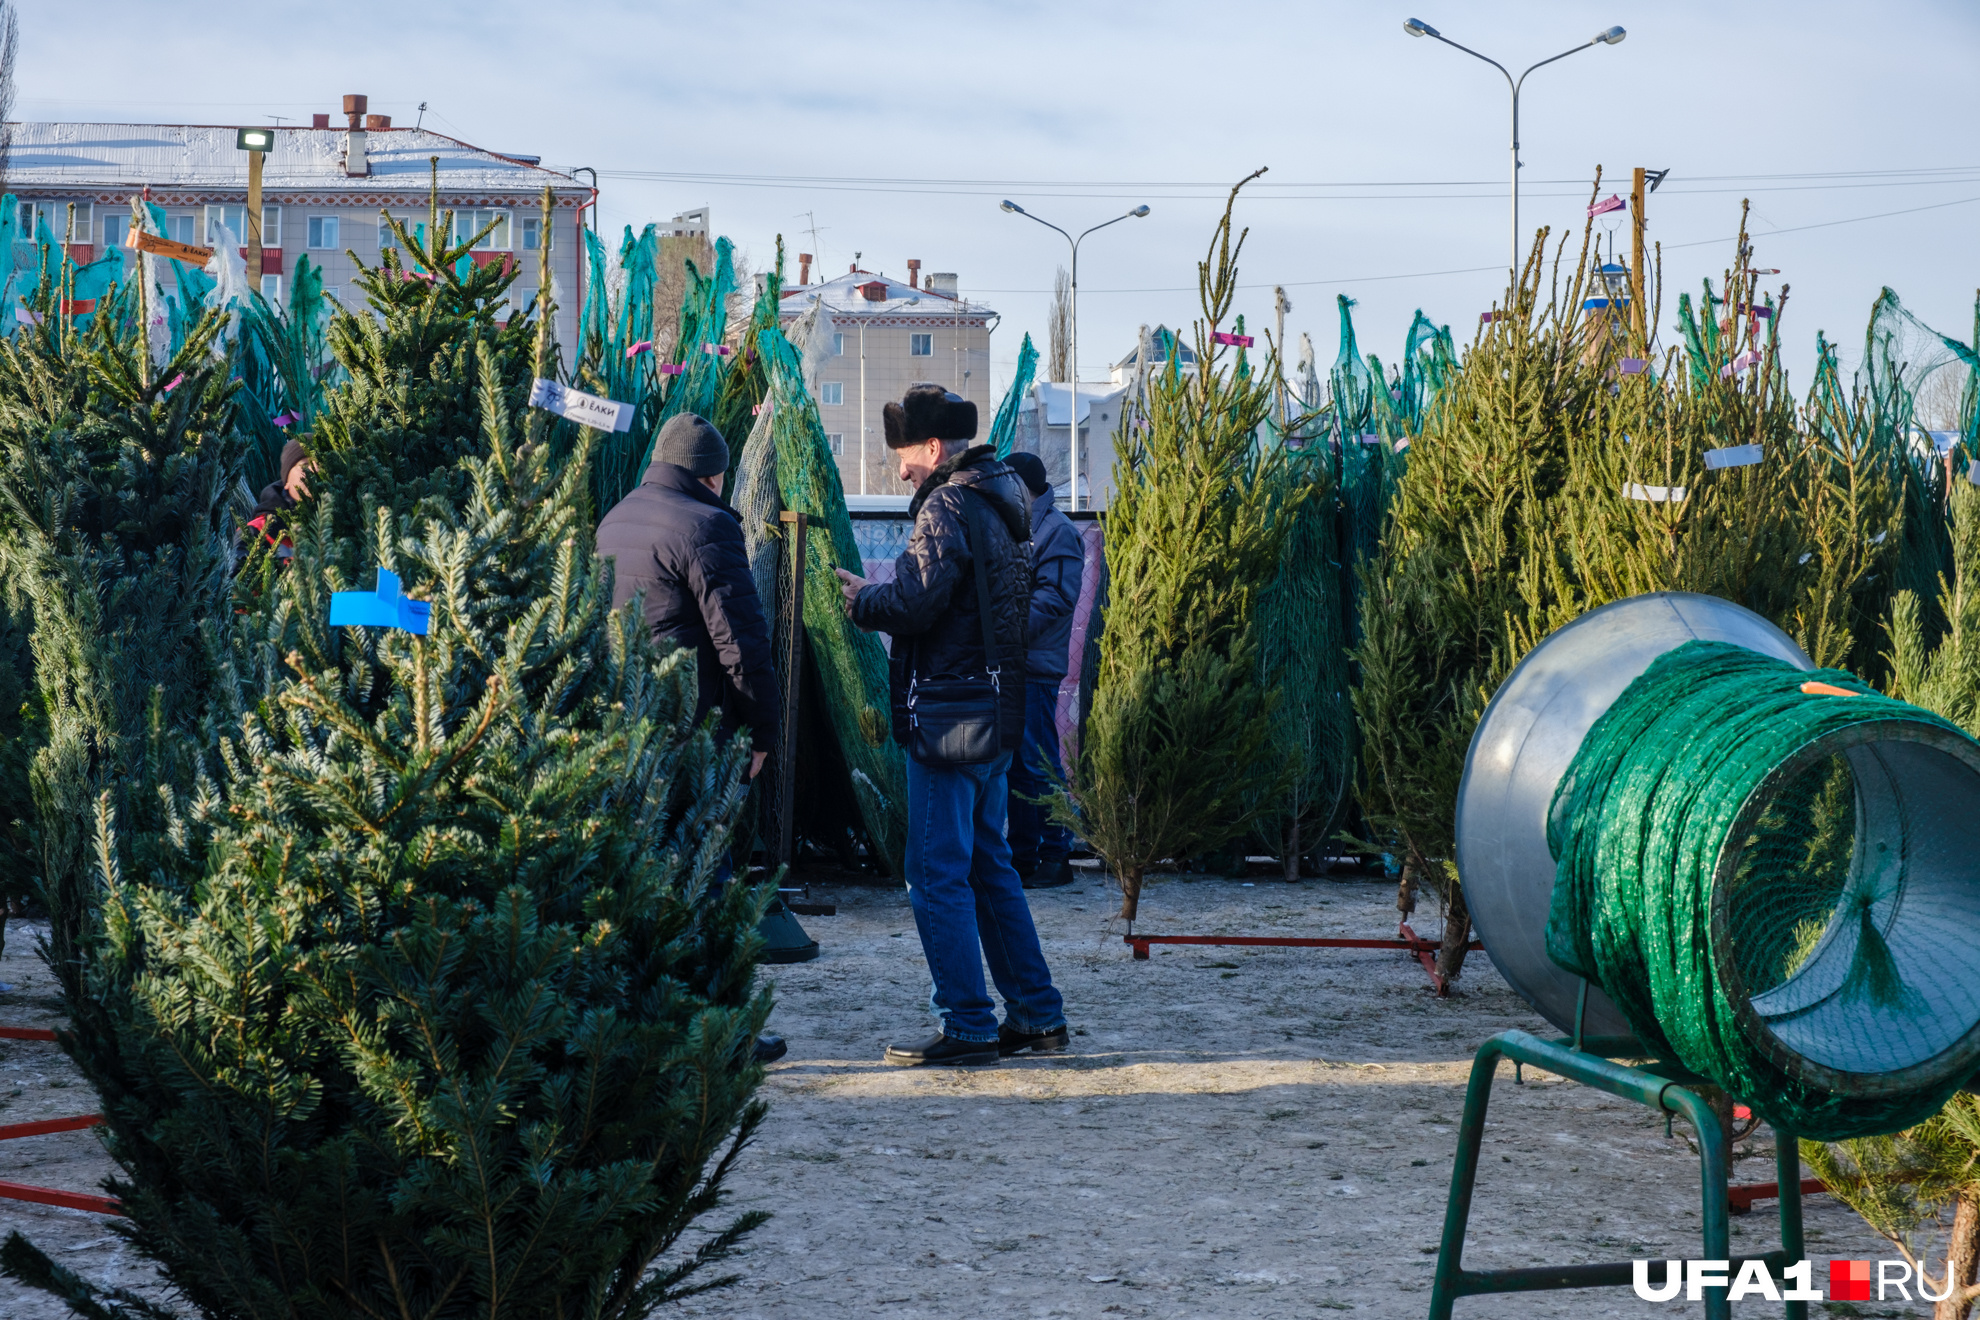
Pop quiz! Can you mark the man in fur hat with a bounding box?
[836,385,1068,1067]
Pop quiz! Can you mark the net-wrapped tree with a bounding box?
[1065,174,1303,922]
[1,216,772,1320]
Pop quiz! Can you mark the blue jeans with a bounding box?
[1006,680,1074,871]
[905,750,1066,1043]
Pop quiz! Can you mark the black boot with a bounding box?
[883,1032,999,1067]
[998,1022,1070,1056]
[1022,858,1076,890]
[753,1034,788,1064]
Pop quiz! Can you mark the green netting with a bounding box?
[1546,639,1980,1140]
[989,332,1039,458]
[756,322,907,874]
[1252,445,1352,860]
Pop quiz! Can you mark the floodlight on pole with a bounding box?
[1000,201,1151,509]
[1401,20,1627,276]
[236,127,275,288]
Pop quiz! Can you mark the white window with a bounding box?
[910,333,933,357]
[17,201,92,241]
[307,216,341,250]
[831,333,845,356]
[102,214,128,253]
[171,214,196,245]
[452,208,511,251]
[205,204,278,246]
[260,274,282,304]
[378,215,413,251]
[324,286,341,305]
[820,382,844,406]
[521,216,552,251]
[827,433,844,456]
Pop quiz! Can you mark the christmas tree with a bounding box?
[1354,199,1897,981]
[0,287,248,973]
[1067,174,1303,922]
[2,205,773,1320]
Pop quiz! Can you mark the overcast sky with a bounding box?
[19,0,1980,405]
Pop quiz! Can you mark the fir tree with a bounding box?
[0,289,247,977]
[1,325,771,1317]
[1353,198,1895,980]
[1066,174,1302,922]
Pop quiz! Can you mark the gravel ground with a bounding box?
[0,871,1899,1319]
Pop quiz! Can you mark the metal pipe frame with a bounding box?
[1427,1030,1807,1320]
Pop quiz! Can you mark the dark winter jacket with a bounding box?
[240,481,296,565]
[1024,490,1083,681]
[596,460,780,752]
[851,445,1032,751]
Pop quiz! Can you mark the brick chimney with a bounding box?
[798,252,812,285]
[907,258,921,290]
[364,114,392,130]
[311,113,330,129]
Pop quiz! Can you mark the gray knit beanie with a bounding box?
[653,412,730,478]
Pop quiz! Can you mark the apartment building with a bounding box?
[9,99,591,350]
[780,259,994,500]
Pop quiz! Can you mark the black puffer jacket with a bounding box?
[851,445,1032,751]
[596,460,780,752]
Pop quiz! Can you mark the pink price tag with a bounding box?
[1619,358,1648,375]
[658,362,684,376]
[626,341,654,359]
[752,403,765,416]
[1480,311,1503,323]
[272,411,299,427]
[1211,331,1253,347]
[703,343,732,356]
[1588,194,1627,217]
[163,373,184,393]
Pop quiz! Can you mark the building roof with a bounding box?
[779,267,992,321]
[1112,324,1197,371]
[7,122,586,199]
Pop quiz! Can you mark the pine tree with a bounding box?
[1066,175,1303,922]
[0,288,248,978]
[1,295,771,1317]
[1353,199,1895,981]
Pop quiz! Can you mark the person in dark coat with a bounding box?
[835,384,1068,1068]
[1000,451,1083,890]
[597,412,791,1063]
[241,439,312,565]
[597,413,779,777]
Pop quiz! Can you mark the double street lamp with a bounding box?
[1000,200,1150,509]
[1403,18,1626,276]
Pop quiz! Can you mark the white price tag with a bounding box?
[1623,482,1686,503]
[1703,444,1763,470]
[528,378,633,433]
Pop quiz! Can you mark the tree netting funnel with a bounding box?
[1457,593,1812,1040]
[1460,592,1980,1140]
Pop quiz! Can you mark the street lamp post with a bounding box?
[1403,18,1626,277]
[1000,200,1150,510]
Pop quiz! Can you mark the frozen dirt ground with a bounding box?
[0,872,1901,1319]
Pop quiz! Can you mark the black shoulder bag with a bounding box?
[905,491,1005,766]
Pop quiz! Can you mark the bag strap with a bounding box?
[957,488,1002,686]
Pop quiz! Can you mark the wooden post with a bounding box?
[1630,167,1647,344]
[246,146,264,285]
[771,510,809,870]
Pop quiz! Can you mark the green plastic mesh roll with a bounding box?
[1547,640,1980,1140]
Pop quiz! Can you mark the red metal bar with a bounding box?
[1728,1178,1826,1215]
[0,1115,103,1141]
[0,1180,122,1216]
[0,1026,59,1041]
[1123,925,1484,997]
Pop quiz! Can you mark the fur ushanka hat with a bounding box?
[882,382,978,449]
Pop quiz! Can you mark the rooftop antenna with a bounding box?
[416,101,428,130]
[796,210,828,268]
[269,114,288,126]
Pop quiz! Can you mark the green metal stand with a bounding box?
[1428,1030,1808,1320]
